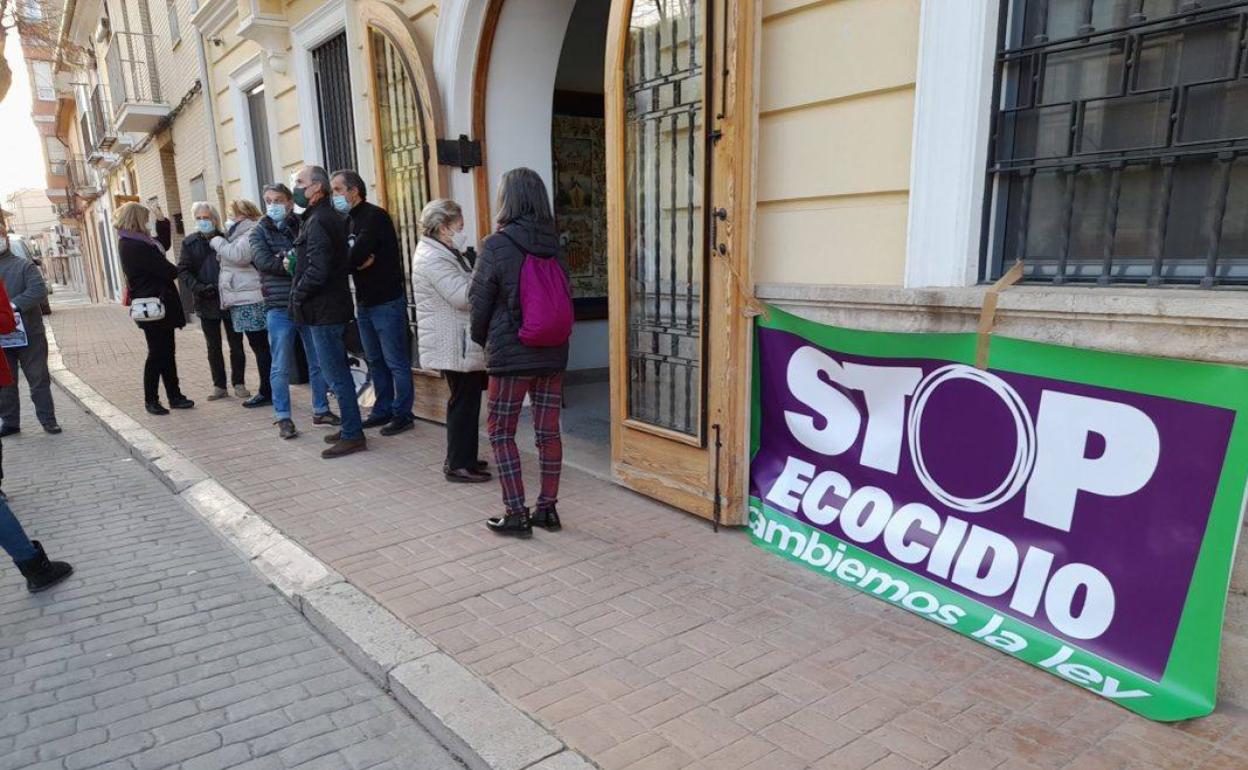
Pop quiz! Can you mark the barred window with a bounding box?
[987,1,1248,287]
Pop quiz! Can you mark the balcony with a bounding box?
[105,31,170,134]
[66,158,102,200]
[90,85,117,150]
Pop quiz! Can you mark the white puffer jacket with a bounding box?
[211,218,263,309]
[412,236,485,372]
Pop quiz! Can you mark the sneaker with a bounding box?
[145,401,170,416]
[379,417,414,437]
[445,467,492,484]
[42,422,62,435]
[531,505,562,531]
[233,385,252,399]
[277,419,298,440]
[242,394,272,409]
[0,424,19,438]
[361,413,392,430]
[169,397,196,410]
[207,387,229,401]
[486,510,532,538]
[322,437,367,459]
[313,410,341,427]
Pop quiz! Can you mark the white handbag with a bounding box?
[129,297,166,322]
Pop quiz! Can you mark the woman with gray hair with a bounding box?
[177,201,247,401]
[412,199,490,483]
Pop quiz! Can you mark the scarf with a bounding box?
[119,229,165,255]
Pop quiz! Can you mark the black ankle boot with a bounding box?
[15,541,74,593]
[531,505,562,531]
[486,510,532,538]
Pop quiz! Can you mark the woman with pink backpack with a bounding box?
[469,168,575,537]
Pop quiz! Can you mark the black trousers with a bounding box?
[141,324,184,404]
[243,329,273,399]
[201,315,245,390]
[444,370,487,470]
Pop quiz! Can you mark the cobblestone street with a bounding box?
[0,374,463,769]
[30,300,1248,770]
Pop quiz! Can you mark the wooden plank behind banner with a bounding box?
[975,260,1024,370]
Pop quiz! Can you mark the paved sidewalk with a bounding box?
[0,383,463,769]
[51,302,1248,770]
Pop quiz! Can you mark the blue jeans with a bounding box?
[357,297,413,421]
[307,323,364,440]
[267,308,330,421]
[0,497,37,564]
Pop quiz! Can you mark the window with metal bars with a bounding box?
[986,0,1248,287]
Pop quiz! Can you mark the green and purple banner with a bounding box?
[749,307,1248,721]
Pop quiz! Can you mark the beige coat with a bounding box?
[211,218,262,309]
[412,236,485,372]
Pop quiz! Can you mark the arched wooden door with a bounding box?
[605,0,756,524]
[359,1,451,419]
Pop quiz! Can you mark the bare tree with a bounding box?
[0,0,76,104]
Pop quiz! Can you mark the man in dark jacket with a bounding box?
[291,165,365,458]
[332,170,414,437]
[251,183,339,440]
[0,221,59,436]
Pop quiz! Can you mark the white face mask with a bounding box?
[450,228,470,253]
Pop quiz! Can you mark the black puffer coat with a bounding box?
[469,218,569,375]
[250,214,301,311]
[290,197,354,326]
[176,232,223,320]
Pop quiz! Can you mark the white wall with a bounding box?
[483,0,577,211]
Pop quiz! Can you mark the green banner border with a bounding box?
[751,305,1248,721]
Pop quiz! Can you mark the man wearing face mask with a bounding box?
[330,170,414,438]
[250,183,340,440]
[290,166,365,458]
[0,220,60,437]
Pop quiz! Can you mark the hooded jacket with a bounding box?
[468,218,569,375]
[250,213,301,311]
[211,218,263,309]
[413,236,485,373]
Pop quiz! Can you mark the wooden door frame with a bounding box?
[604,0,758,524]
[470,0,506,241]
[358,0,447,208]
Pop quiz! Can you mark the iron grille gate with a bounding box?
[624,0,708,438]
[988,0,1248,286]
[369,28,432,363]
[312,33,358,174]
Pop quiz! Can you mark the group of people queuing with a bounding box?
[116,165,574,538]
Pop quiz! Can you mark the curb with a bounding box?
[46,321,595,770]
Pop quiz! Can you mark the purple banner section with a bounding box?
[750,327,1235,680]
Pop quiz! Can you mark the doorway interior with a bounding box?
[482,0,613,477]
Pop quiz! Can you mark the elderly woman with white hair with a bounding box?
[116,202,194,415]
[412,199,490,484]
[177,201,248,401]
[211,199,272,409]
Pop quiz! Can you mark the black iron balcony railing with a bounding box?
[105,31,163,113]
[90,85,116,149]
[66,158,101,199]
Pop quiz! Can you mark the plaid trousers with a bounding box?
[487,373,565,516]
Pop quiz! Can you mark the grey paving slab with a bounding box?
[0,391,464,770]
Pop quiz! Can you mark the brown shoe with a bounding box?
[445,467,492,484]
[322,437,367,459]
[324,430,342,444]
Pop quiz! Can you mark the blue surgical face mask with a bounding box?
[267,204,288,223]
[332,195,350,214]
[196,219,215,235]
